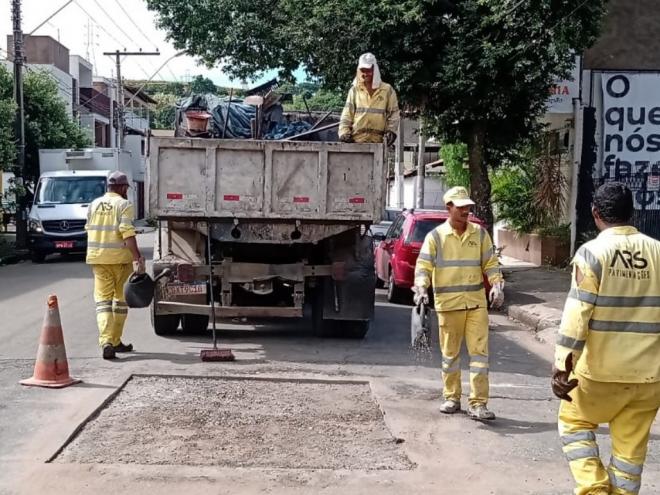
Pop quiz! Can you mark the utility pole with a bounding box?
[12,0,27,249]
[103,50,160,149]
[395,119,405,209]
[415,117,426,209]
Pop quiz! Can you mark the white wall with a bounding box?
[388,176,448,209]
[123,135,146,182]
[69,55,93,88]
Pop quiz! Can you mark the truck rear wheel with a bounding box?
[182,314,209,333]
[151,309,180,335]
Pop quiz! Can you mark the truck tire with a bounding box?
[339,320,370,339]
[387,270,408,304]
[181,314,209,334]
[151,308,180,335]
[375,275,385,289]
[30,251,46,264]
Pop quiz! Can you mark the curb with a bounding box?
[506,303,562,345]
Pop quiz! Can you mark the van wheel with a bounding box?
[182,314,209,334]
[30,251,46,263]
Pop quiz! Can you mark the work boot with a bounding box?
[439,399,461,414]
[102,343,116,360]
[467,404,496,421]
[114,342,134,353]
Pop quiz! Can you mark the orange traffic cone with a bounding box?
[20,295,81,388]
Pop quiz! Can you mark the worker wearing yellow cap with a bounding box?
[338,52,400,145]
[413,186,504,420]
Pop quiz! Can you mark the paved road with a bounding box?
[1,232,659,494]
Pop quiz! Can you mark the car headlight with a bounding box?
[28,220,42,233]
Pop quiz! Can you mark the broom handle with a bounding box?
[207,222,218,349]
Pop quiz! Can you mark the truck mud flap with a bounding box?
[318,234,376,321]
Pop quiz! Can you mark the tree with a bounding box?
[0,65,89,180]
[146,0,606,230]
[151,92,178,129]
[190,75,217,94]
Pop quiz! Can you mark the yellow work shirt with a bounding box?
[414,221,503,311]
[555,226,660,383]
[85,192,136,265]
[338,82,400,143]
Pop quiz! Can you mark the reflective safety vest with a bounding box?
[338,82,400,143]
[85,192,136,265]
[556,226,660,383]
[414,221,503,311]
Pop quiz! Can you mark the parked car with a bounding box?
[373,209,489,304]
[370,208,401,247]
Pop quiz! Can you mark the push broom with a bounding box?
[201,222,235,362]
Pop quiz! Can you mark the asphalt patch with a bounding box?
[53,375,413,470]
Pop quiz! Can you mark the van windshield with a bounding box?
[36,177,107,205]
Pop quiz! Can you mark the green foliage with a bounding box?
[440,143,470,189]
[283,84,344,112]
[0,65,89,179]
[0,69,16,170]
[490,142,569,236]
[150,92,178,129]
[190,75,217,94]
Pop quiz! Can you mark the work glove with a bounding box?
[133,256,146,275]
[412,285,429,306]
[551,353,579,402]
[339,133,353,143]
[384,131,397,147]
[488,281,505,309]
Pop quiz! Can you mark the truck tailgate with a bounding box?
[148,138,385,222]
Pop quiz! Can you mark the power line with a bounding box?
[90,0,142,49]
[73,0,125,49]
[113,0,158,50]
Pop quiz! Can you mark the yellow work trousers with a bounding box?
[92,264,133,347]
[558,377,660,495]
[437,307,489,406]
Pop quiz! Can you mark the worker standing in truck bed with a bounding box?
[338,52,400,146]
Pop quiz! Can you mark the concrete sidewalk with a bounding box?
[501,256,571,346]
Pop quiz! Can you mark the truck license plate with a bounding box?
[166,283,207,296]
[55,241,74,248]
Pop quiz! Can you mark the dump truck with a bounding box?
[147,137,385,338]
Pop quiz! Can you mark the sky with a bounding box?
[0,0,285,88]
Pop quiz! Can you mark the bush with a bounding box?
[440,143,470,189]
[491,141,568,236]
[490,149,538,233]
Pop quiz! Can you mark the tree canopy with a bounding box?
[146,0,607,228]
[0,65,89,180]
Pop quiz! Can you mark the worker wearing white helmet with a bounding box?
[339,52,400,145]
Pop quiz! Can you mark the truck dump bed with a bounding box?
[148,138,385,222]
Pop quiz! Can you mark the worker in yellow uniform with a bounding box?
[552,182,660,495]
[338,52,400,145]
[413,186,504,420]
[85,171,144,360]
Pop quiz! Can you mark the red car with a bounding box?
[373,210,488,304]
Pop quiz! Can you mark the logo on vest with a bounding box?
[609,250,649,279]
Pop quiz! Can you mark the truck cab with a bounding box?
[28,170,109,263]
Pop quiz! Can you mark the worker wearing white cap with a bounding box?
[413,186,504,420]
[339,52,400,145]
